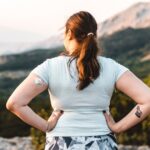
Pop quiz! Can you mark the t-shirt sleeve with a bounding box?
[30,59,49,85]
[113,59,130,82]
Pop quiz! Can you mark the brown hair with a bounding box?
[60,11,102,90]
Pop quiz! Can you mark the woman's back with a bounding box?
[30,55,129,137]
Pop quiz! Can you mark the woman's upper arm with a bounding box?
[6,59,50,109]
[115,70,150,105]
[110,58,150,105]
[6,72,48,109]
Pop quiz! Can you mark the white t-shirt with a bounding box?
[30,55,129,137]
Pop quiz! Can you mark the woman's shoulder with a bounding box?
[97,55,115,64]
[46,55,65,63]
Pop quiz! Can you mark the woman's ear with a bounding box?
[67,29,73,40]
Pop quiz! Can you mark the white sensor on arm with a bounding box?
[34,77,46,86]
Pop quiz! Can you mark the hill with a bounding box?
[100,27,150,78]
[98,2,150,36]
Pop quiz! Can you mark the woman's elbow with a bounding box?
[6,100,19,112]
[142,99,150,114]
[144,97,150,108]
[147,102,150,111]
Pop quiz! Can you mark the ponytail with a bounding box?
[60,11,102,90]
[76,33,100,90]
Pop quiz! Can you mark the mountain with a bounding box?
[0,27,64,56]
[99,27,150,78]
[1,2,150,56]
[98,2,150,37]
[24,2,150,53]
[0,42,34,56]
[0,26,46,56]
[0,47,63,71]
[29,30,64,50]
[0,26,44,43]
[38,2,150,52]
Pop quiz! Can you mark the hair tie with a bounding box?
[87,32,94,36]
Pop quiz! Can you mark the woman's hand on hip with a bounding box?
[46,110,64,132]
[103,111,120,134]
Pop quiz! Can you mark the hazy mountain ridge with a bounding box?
[98,2,150,37]
[29,2,150,54]
[0,2,150,56]
[0,26,44,55]
[0,47,63,72]
[0,26,43,43]
[0,27,64,56]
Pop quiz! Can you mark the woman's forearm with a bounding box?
[8,105,48,132]
[116,103,150,133]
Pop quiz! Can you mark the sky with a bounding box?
[0,0,149,42]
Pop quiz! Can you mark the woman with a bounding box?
[6,11,150,150]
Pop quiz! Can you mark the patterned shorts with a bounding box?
[44,132,118,150]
